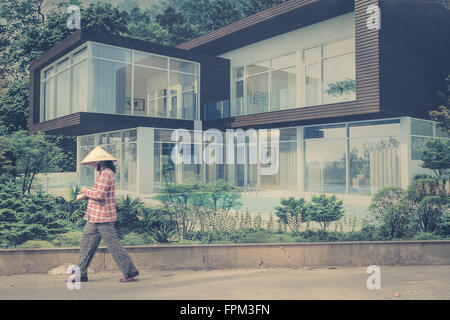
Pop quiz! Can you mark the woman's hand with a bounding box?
[80,187,89,194]
[76,194,86,200]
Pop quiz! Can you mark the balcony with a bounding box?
[205,37,356,121]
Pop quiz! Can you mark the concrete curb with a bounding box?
[1,241,449,275]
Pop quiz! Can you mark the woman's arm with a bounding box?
[82,170,113,201]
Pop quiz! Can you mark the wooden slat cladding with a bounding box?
[378,0,450,119]
[203,0,381,129]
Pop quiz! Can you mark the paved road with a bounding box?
[1,266,449,300]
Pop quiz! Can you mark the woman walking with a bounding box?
[70,146,139,283]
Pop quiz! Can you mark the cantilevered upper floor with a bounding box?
[29,29,230,135]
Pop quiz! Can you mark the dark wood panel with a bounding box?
[378,0,450,119]
[31,112,196,136]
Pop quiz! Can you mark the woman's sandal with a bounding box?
[119,271,139,282]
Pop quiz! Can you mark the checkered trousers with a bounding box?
[83,167,117,223]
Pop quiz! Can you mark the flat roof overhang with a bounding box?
[177,0,355,55]
[29,112,196,136]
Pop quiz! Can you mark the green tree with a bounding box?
[154,6,200,45]
[0,80,29,135]
[419,139,450,178]
[0,175,70,248]
[369,187,407,221]
[307,194,344,231]
[407,178,449,233]
[369,186,413,239]
[275,197,309,232]
[242,0,288,16]
[205,179,241,211]
[0,130,54,194]
[429,74,449,134]
[381,202,412,239]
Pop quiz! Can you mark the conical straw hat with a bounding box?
[81,146,118,165]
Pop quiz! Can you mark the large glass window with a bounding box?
[80,129,137,192]
[322,52,356,104]
[305,38,356,106]
[41,47,88,122]
[304,119,402,196]
[271,53,296,111]
[411,118,449,160]
[260,128,297,190]
[55,59,70,118]
[247,72,269,114]
[170,72,198,120]
[88,59,132,115]
[134,65,167,117]
[224,38,356,119]
[79,135,96,187]
[305,63,320,107]
[41,42,200,122]
[304,125,347,194]
[71,59,87,114]
[349,120,400,195]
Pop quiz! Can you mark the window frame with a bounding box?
[230,37,356,118]
[40,41,201,122]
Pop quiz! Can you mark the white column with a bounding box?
[297,126,304,194]
[399,117,411,189]
[76,136,81,186]
[137,127,154,194]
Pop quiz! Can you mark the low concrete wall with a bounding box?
[1,241,449,276]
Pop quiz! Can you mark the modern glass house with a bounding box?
[29,0,450,207]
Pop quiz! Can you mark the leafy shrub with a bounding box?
[307,194,344,231]
[0,176,70,248]
[407,179,449,233]
[52,231,83,247]
[369,187,413,239]
[380,202,413,239]
[413,174,434,181]
[19,240,55,248]
[139,207,177,243]
[437,211,450,236]
[369,186,406,222]
[357,225,387,241]
[413,232,442,240]
[275,197,309,233]
[231,230,295,244]
[121,232,153,246]
[116,195,145,236]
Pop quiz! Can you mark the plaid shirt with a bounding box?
[83,167,117,223]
